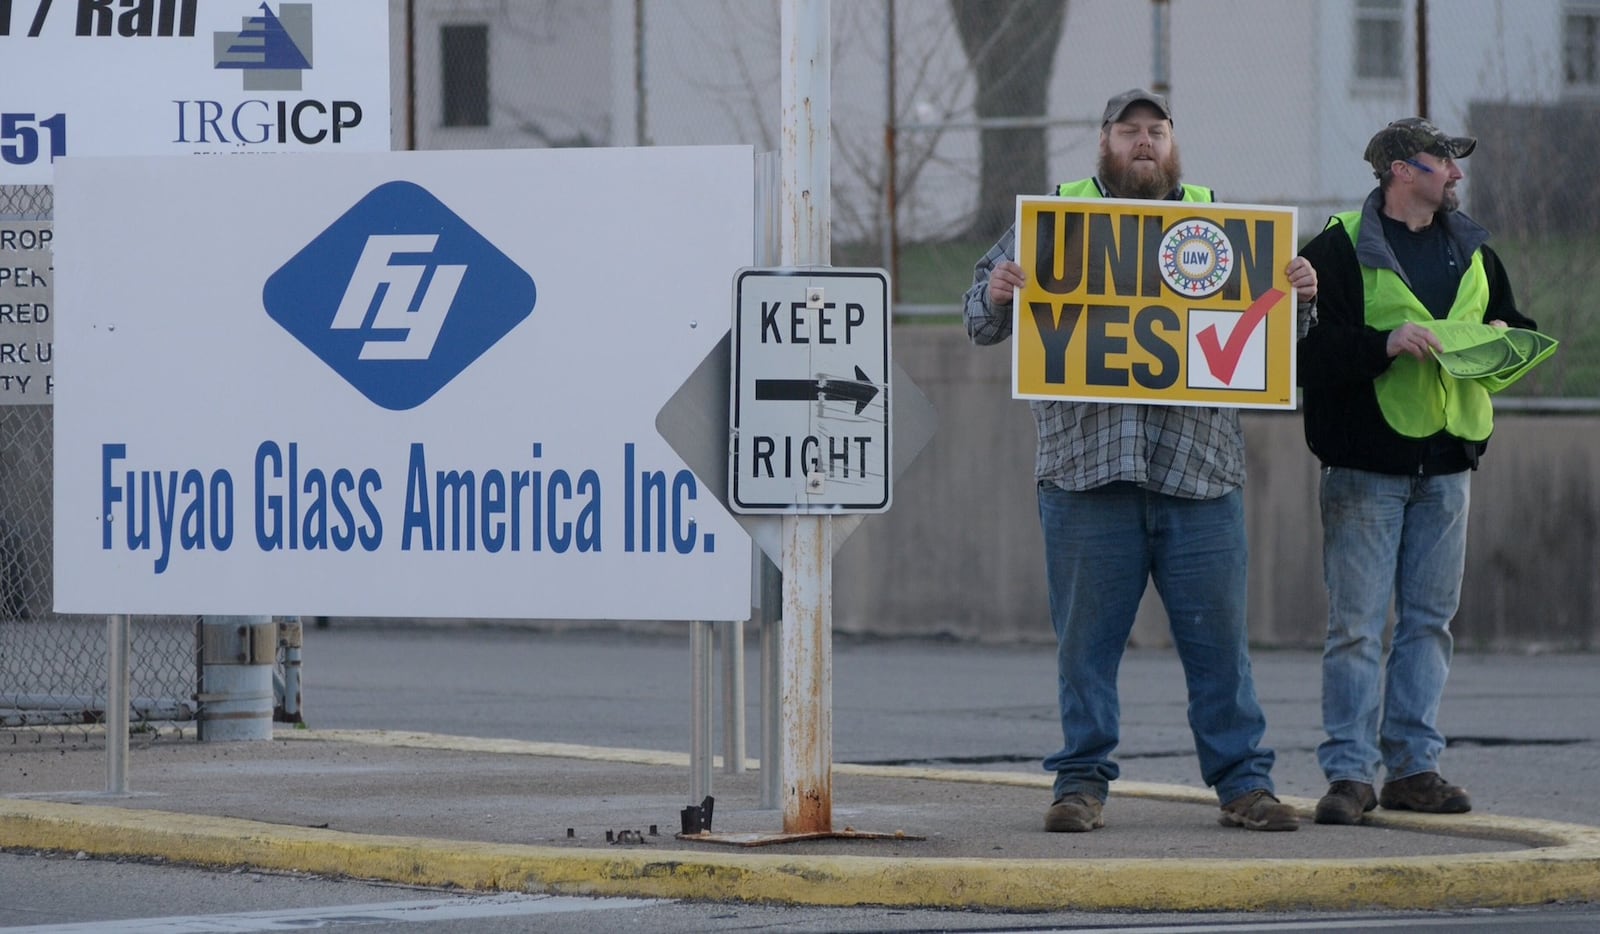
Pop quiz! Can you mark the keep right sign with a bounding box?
[729,267,891,515]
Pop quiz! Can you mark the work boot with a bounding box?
[1314,780,1378,825]
[1044,792,1104,832]
[1379,772,1472,813]
[1219,789,1299,831]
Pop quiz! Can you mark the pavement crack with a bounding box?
[1447,736,1585,748]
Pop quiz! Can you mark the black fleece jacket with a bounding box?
[1296,190,1536,476]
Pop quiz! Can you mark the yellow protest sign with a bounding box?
[1012,196,1298,409]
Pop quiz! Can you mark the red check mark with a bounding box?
[1195,288,1284,385]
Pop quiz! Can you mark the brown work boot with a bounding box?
[1219,789,1299,831]
[1044,792,1104,832]
[1314,780,1378,825]
[1379,772,1472,813]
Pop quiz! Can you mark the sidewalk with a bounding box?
[4,727,1598,912]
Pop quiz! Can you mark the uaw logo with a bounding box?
[263,181,538,411]
[1159,219,1233,297]
[215,2,313,91]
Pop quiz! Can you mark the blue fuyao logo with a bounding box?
[263,181,537,411]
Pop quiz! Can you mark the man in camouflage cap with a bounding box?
[1295,117,1540,826]
[1362,117,1477,178]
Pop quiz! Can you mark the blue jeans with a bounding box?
[1317,466,1469,785]
[1037,481,1275,805]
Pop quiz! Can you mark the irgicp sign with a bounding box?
[1,0,390,183]
[729,268,891,514]
[1013,196,1299,409]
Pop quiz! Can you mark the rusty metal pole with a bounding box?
[779,0,833,835]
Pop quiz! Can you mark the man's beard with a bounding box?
[1097,140,1183,199]
[1440,186,1460,213]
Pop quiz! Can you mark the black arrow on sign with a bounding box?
[756,366,880,414]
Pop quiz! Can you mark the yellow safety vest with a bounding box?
[1055,179,1215,202]
[1332,210,1493,441]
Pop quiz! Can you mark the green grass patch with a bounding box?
[1489,235,1600,398]
[836,238,997,307]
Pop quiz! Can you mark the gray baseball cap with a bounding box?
[1101,88,1172,127]
[1364,117,1477,175]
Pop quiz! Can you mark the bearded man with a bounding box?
[962,89,1318,833]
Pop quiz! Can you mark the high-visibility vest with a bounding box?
[1331,210,1493,441]
[1055,178,1215,202]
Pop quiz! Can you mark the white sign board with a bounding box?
[729,267,891,514]
[53,146,754,620]
[1,0,390,183]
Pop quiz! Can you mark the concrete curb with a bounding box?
[3,729,1598,911]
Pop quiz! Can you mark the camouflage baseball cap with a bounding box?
[1102,88,1172,127]
[1364,117,1477,175]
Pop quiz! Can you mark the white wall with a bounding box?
[1051,1,1324,220]
[1310,0,1571,222]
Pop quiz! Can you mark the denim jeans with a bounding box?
[1317,466,1469,785]
[1037,481,1276,805]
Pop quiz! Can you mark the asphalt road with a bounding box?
[298,623,1600,826]
[3,623,1597,931]
[6,849,1600,934]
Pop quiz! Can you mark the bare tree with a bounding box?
[950,0,1067,240]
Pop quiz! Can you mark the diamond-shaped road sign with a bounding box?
[656,272,936,562]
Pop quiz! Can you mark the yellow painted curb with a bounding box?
[2,728,1596,911]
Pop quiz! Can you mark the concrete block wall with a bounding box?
[832,327,1599,651]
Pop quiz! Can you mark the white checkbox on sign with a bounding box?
[1188,306,1269,390]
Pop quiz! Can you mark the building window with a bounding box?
[441,24,489,127]
[1354,0,1404,82]
[1566,6,1600,88]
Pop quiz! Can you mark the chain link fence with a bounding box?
[7,2,1598,743]
[393,0,1598,391]
[1,184,198,745]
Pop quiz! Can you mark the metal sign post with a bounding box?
[778,0,833,836]
[659,0,930,846]
[105,615,129,795]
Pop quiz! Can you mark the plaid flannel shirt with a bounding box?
[962,224,1246,500]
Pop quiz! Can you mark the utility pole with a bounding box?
[778,0,833,835]
[1415,0,1430,117]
